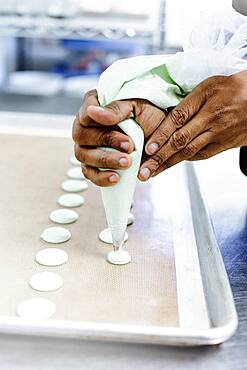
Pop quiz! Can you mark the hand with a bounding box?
[139,71,247,180]
[72,89,167,186]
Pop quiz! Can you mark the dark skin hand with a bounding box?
[72,70,247,186]
[72,90,168,186]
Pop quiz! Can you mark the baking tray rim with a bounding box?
[0,314,238,346]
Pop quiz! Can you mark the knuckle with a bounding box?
[99,152,109,168]
[83,89,97,101]
[170,107,189,128]
[74,144,81,161]
[101,130,116,147]
[79,151,86,163]
[133,99,146,116]
[82,166,90,180]
[152,152,164,167]
[203,76,227,98]
[206,75,227,86]
[212,106,230,125]
[74,145,87,164]
[154,125,170,144]
[83,166,102,186]
[72,114,80,142]
[196,150,210,160]
[170,129,190,150]
[182,142,198,157]
[159,129,170,143]
[203,76,217,89]
[80,89,98,123]
[106,101,120,115]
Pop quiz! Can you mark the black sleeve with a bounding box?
[233,0,247,15]
[240,147,247,176]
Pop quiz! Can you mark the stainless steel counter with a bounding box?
[0,112,246,370]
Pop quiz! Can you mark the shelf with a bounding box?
[0,14,155,42]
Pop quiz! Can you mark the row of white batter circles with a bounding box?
[17,154,135,320]
[17,155,87,319]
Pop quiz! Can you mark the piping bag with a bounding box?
[96,5,247,263]
[99,120,144,264]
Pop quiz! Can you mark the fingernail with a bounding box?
[139,168,151,181]
[147,143,159,155]
[120,142,130,151]
[109,174,118,183]
[119,157,129,167]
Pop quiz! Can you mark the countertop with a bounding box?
[0,112,246,370]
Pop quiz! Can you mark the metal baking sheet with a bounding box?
[0,130,237,346]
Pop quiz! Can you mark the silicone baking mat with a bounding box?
[0,133,179,327]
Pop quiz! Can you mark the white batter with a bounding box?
[107,249,131,265]
[57,193,85,208]
[36,248,68,267]
[70,154,81,167]
[61,179,88,193]
[49,209,79,224]
[99,228,128,244]
[29,271,63,292]
[17,298,56,320]
[67,167,85,180]
[41,226,71,244]
[99,119,143,264]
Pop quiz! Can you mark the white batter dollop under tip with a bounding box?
[107,250,131,265]
[41,226,71,244]
[17,298,56,320]
[99,228,128,244]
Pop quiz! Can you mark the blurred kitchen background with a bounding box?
[0,0,230,115]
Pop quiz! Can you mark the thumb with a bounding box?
[87,100,134,126]
[87,98,169,140]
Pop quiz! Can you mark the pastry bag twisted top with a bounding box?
[97,6,247,247]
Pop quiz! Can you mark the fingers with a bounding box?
[78,90,167,144]
[139,113,210,180]
[82,165,120,187]
[78,89,100,127]
[139,131,213,180]
[135,100,167,138]
[145,82,208,155]
[75,145,132,169]
[188,143,224,161]
[72,118,135,154]
[87,98,167,139]
[87,100,134,126]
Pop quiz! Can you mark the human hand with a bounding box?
[139,71,247,180]
[72,89,167,186]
